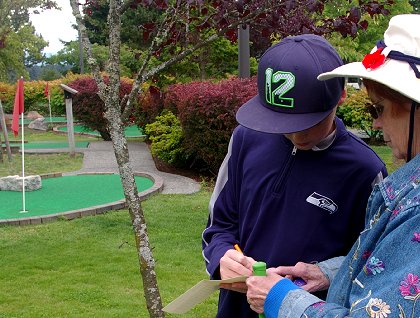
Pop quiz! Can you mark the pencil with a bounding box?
[234,244,243,254]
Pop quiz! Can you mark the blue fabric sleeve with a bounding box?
[264,279,299,318]
[317,256,345,283]
[202,135,239,278]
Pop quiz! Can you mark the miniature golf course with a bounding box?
[1,120,153,225]
[10,141,90,149]
[0,174,156,224]
[23,116,68,125]
[56,124,145,138]
[23,116,145,138]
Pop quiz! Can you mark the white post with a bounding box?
[60,84,78,157]
[20,110,27,213]
[65,97,76,157]
[48,94,53,125]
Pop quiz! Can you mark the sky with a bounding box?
[30,0,78,55]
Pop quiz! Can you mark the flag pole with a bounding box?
[12,77,27,212]
[20,77,27,213]
[20,103,27,213]
[46,82,52,125]
[48,94,52,125]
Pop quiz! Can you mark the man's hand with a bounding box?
[273,262,330,292]
[219,249,255,293]
[246,271,283,314]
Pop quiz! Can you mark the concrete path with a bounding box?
[29,141,201,194]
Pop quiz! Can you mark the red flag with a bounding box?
[11,78,24,137]
[44,82,49,97]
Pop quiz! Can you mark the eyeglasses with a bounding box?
[365,100,385,119]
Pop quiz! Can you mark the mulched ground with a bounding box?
[151,153,204,182]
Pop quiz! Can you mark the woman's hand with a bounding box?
[273,262,330,292]
[246,271,283,313]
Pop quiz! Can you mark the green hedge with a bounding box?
[142,76,257,174]
[337,87,383,142]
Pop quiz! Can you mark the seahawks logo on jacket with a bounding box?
[306,192,338,214]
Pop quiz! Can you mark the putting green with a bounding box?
[0,174,154,220]
[57,125,145,137]
[23,117,67,125]
[10,141,90,149]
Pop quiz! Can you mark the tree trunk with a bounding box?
[104,102,165,317]
[70,0,165,316]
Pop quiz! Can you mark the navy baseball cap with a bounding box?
[236,34,345,134]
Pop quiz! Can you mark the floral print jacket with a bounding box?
[265,154,420,318]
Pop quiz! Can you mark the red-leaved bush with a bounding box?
[136,86,168,128]
[69,77,136,140]
[164,76,257,174]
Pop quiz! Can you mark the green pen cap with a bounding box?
[252,262,267,276]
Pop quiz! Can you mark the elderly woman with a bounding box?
[246,14,420,318]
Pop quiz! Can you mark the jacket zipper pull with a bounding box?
[292,146,297,155]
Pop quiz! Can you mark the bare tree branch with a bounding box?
[69,0,106,98]
[121,4,180,120]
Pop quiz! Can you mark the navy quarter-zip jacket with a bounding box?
[202,118,387,318]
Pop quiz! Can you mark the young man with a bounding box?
[245,14,420,318]
[202,34,387,318]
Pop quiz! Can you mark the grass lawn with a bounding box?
[0,192,217,317]
[0,153,84,176]
[0,128,91,176]
[3,127,98,143]
[0,129,402,317]
[370,145,404,173]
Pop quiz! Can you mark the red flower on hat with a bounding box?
[362,47,385,70]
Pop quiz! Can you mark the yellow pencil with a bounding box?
[234,244,243,254]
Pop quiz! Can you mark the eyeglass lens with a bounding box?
[365,102,384,119]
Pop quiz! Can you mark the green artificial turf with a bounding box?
[57,125,145,137]
[23,116,67,124]
[0,174,153,219]
[9,141,89,149]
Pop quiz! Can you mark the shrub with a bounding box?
[0,82,15,112]
[0,73,92,116]
[163,76,257,174]
[68,76,136,140]
[337,87,383,142]
[144,110,187,166]
[135,86,165,128]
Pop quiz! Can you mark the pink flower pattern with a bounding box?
[399,273,420,297]
[412,232,420,243]
[311,302,325,313]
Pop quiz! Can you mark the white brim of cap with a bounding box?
[318,59,420,104]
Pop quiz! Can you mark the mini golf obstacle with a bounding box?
[0,172,163,226]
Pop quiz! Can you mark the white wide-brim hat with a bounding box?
[318,14,420,104]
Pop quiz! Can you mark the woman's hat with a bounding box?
[236,34,344,134]
[318,14,420,104]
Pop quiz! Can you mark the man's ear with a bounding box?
[337,89,347,105]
